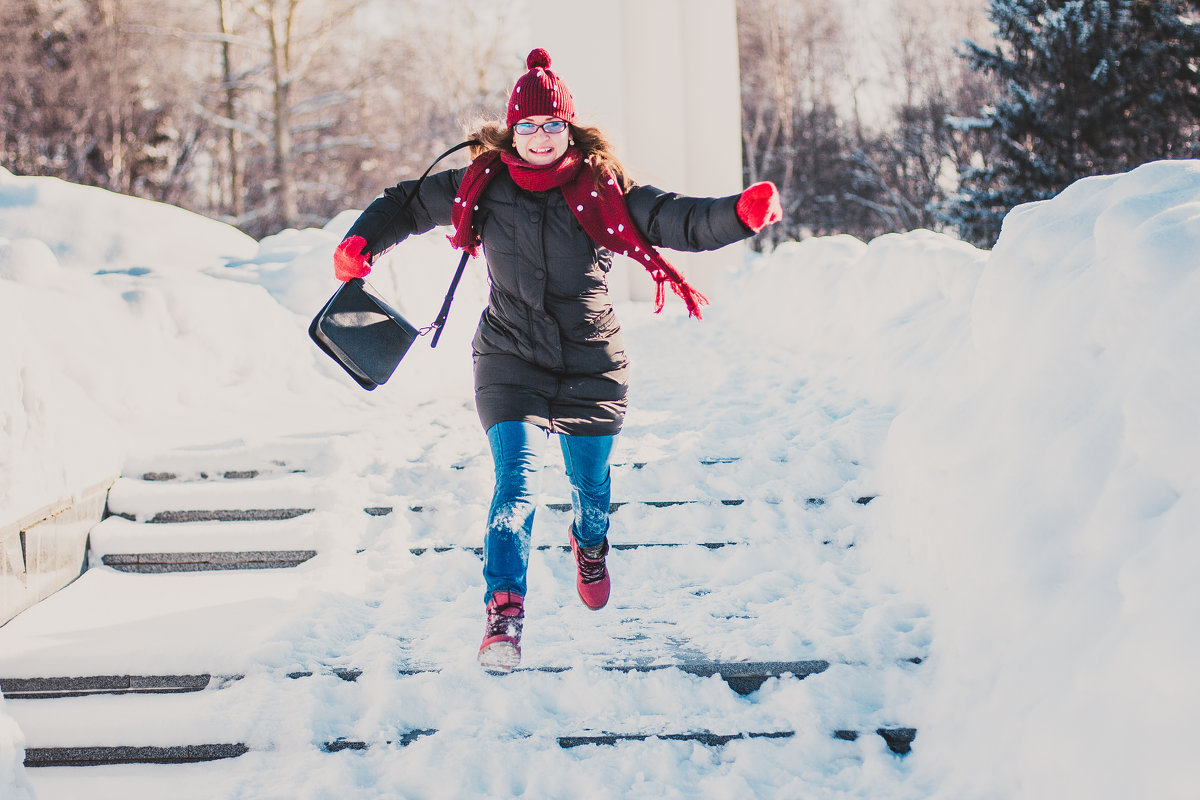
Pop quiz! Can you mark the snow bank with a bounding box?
[0,237,348,521]
[722,229,986,411]
[0,171,486,524]
[879,160,1200,798]
[0,166,257,273]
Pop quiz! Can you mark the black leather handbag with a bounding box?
[309,277,421,390]
[309,141,474,390]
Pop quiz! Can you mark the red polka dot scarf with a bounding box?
[449,148,708,318]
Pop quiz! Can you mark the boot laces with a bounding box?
[485,598,524,640]
[575,541,608,584]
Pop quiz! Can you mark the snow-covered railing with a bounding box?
[0,477,117,626]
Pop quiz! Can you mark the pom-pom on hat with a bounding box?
[507,48,576,127]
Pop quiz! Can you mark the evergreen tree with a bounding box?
[946,0,1200,247]
[1115,1,1200,163]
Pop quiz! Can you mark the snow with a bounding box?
[880,161,1200,799]
[1,158,1199,798]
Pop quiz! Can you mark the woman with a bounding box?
[333,49,781,673]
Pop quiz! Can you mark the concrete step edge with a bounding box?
[99,551,316,572]
[21,726,918,766]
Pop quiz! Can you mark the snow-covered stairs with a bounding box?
[95,468,321,571]
[0,431,925,792]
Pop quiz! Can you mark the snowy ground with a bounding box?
[2,160,1199,798]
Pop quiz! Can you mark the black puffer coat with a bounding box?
[345,165,753,435]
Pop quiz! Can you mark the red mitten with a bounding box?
[333,235,372,281]
[736,181,783,232]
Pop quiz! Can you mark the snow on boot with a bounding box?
[569,526,610,610]
[477,590,524,674]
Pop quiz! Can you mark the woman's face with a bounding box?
[512,115,569,165]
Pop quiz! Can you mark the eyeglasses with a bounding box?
[513,119,569,135]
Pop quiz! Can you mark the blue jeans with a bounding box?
[483,421,615,602]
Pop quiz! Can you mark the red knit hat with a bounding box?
[507,48,576,126]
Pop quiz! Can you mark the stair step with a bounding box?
[0,674,225,699]
[88,515,324,562]
[611,456,742,470]
[108,494,878,525]
[556,729,795,747]
[130,453,739,482]
[5,689,254,766]
[140,468,304,482]
[548,499,745,512]
[24,743,249,767]
[21,725,917,767]
[369,499,747,515]
[406,541,740,556]
[121,439,328,484]
[139,508,314,523]
[100,550,317,572]
[320,729,799,752]
[396,660,832,696]
[324,726,914,754]
[106,496,873,529]
[4,660,830,700]
[104,499,876,522]
[0,567,312,680]
[370,495,876,515]
[19,724,916,767]
[132,457,742,480]
[103,473,327,523]
[94,542,770,569]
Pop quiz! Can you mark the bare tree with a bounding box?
[196,0,371,233]
[738,0,857,246]
[357,1,517,163]
[0,0,199,197]
[190,0,513,236]
[1,0,509,237]
[217,0,246,217]
[736,0,993,243]
[739,0,848,189]
[842,0,991,232]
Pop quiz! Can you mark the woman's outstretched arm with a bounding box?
[625,180,780,252]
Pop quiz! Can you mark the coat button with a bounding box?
[534,269,545,279]
[530,212,541,222]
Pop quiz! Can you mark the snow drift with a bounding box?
[880,161,1200,799]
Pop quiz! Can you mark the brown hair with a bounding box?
[466,119,634,192]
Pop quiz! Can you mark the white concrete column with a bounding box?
[528,0,744,303]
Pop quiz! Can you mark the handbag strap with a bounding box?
[407,139,477,201]
[392,139,478,349]
[424,250,470,347]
